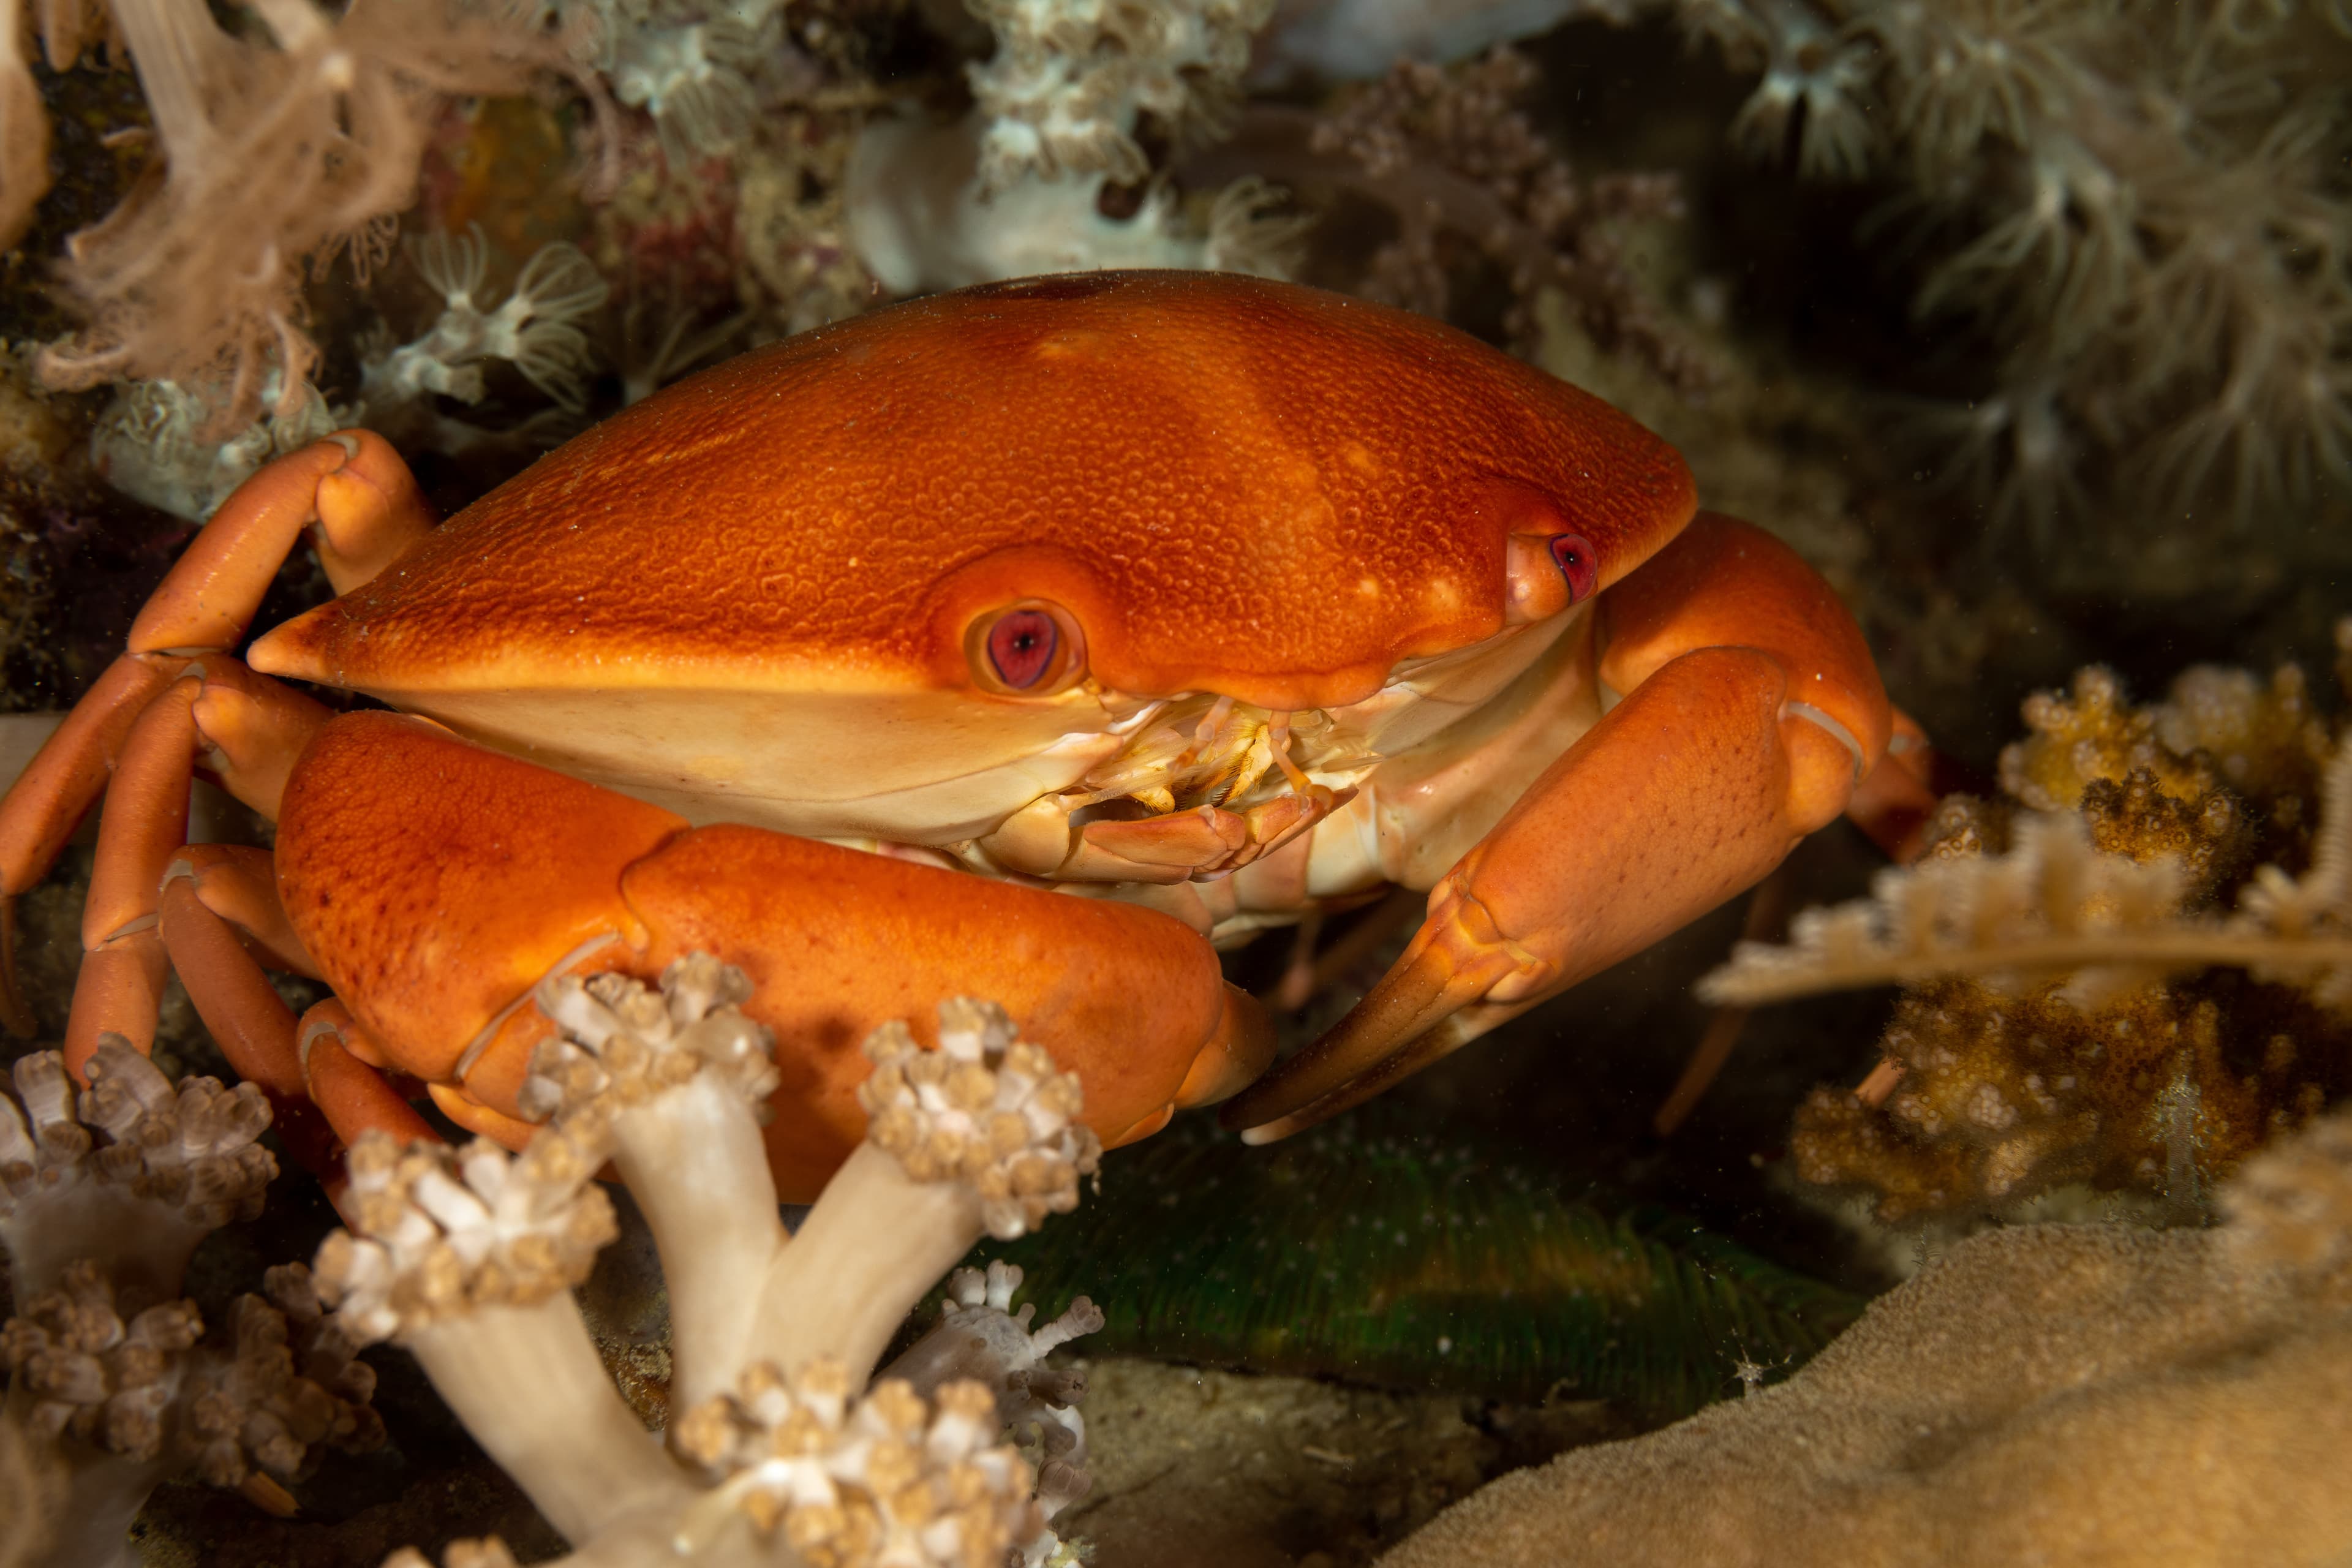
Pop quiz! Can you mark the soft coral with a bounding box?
[30,0,592,436]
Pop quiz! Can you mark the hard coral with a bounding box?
[1707,637,2352,1221]
[1378,1105,2352,1568]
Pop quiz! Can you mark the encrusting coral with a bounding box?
[315,956,1107,1567]
[0,1038,382,1568]
[1703,627,2352,1220]
[1376,1101,2352,1568]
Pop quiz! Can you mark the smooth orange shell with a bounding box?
[261,272,1696,711]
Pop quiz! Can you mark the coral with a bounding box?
[1704,638,2352,1219]
[1207,47,1702,389]
[0,0,49,254]
[1376,1105,2352,1568]
[1699,0,2352,529]
[317,956,1107,1566]
[88,230,609,521]
[1268,0,2351,529]
[1254,0,1608,80]
[365,228,607,415]
[28,0,601,439]
[1305,48,1697,376]
[844,0,1301,293]
[965,0,1264,191]
[0,1038,382,1568]
[88,378,339,523]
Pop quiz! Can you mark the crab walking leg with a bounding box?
[1227,515,1890,1140]
[0,432,419,1037]
[127,431,431,655]
[61,663,336,1078]
[164,843,318,975]
[154,876,347,1172]
[299,1004,442,1144]
[181,654,337,825]
[64,679,201,1071]
[0,655,181,1035]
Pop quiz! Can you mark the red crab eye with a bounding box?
[1549,533,1599,603]
[987,611,1058,688]
[968,601,1087,695]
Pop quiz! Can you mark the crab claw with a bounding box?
[1223,514,1890,1142]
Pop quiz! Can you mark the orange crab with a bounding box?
[0,271,1916,1199]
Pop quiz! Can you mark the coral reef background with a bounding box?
[3,0,2350,1561]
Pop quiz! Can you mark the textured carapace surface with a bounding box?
[254,272,1696,711]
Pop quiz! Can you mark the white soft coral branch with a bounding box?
[333,956,1108,1567]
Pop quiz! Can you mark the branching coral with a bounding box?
[1703,634,2352,1219]
[1,1038,382,1568]
[24,0,608,439]
[314,956,1107,1566]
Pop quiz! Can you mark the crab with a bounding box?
[0,271,1915,1199]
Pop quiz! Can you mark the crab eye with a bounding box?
[1548,533,1599,604]
[988,611,1058,687]
[968,601,1087,695]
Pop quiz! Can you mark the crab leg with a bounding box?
[163,843,318,975]
[0,431,422,1037]
[65,678,202,1068]
[1225,514,1891,1140]
[298,1002,442,1150]
[59,661,334,1069]
[0,655,182,1034]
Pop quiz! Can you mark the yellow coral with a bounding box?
[1717,628,2352,1219]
